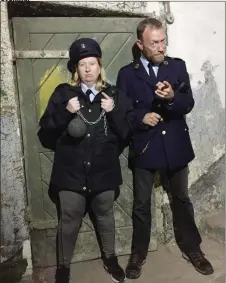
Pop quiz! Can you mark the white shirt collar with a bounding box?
[140,55,150,68]
[140,55,159,76]
[81,83,98,96]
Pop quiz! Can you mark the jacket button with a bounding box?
[87,134,90,137]
[89,109,92,112]
[162,130,166,135]
[160,118,164,122]
[136,100,139,103]
[185,128,187,131]
[82,186,86,191]
[89,189,91,193]
[87,162,91,166]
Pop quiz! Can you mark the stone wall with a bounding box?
[1,2,28,262]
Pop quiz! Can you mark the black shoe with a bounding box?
[125,254,146,279]
[182,250,214,275]
[103,255,126,283]
[55,266,70,283]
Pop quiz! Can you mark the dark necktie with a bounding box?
[148,62,158,77]
[148,62,153,77]
[86,89,93,102]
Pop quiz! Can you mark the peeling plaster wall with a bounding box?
[51,1,164,16]
[167,1,225,191]
[0,2,28,262]
[161,2,225,243]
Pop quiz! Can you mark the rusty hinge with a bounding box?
[163,2,174,24]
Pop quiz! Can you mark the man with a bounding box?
[116,18,214,279]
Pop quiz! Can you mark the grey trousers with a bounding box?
[56,190,115,268]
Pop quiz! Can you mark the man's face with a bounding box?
[137,26,166,64]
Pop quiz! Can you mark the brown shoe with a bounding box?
[125,254,146,279]
[182,250,214,275]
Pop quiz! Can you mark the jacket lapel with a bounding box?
[134,59,157,87]
[156,57,170,83]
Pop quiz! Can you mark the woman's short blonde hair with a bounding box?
[69,58,107,91]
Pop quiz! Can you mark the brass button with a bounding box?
[162,130,166,135]
[136,100,139,103]
[160,118,164,122]
[87,162,91,166]
[185,128,187,131]
[89,109,92,112]
[87,134,90,137]
[82,186,86,191]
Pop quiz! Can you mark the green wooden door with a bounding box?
[13,17,158,267]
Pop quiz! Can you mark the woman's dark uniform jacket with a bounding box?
[116,56,195,171]
[38,83,134,201]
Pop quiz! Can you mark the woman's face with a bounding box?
[77,57,101,86]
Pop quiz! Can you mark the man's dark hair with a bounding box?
[137,18,163,40]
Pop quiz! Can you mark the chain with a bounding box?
[103,115,108,136]
[77,109,108,135]
[76,97,115,136]
[77,109,105,125]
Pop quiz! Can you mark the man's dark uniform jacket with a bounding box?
[116,56,195,171]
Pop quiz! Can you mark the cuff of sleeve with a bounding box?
[168,96,175,106]
[135,109,149,128]
[105,104,120,119]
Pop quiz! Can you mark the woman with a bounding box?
[38,38,134,283]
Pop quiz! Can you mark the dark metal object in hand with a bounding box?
[68,116,87,138]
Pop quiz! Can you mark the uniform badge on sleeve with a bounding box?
[163,60,168,65]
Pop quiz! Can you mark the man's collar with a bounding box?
[140,54,160,67]
[140,55,149,67]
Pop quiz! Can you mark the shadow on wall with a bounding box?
[187,60,225,183]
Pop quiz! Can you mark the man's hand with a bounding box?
[155,81,174,100]
[101,92,115,112]
[66,97,81,113]
[142,112,161,127]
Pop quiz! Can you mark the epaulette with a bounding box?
[119,61,134,71]
[54,83,69,91]
[171,57,184,62]
[103,85,118,97]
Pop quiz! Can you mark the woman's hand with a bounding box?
[66,97,81,113]
[101,92,115,112]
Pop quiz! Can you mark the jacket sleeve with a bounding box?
[105,88,134,144]
[116,68,149,131]
[165,60,195,115]
[37,85,75,150]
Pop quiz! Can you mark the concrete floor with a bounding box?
[69,237,224,283]
[33,236,224,283]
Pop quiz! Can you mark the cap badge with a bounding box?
[81,43,86,49]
